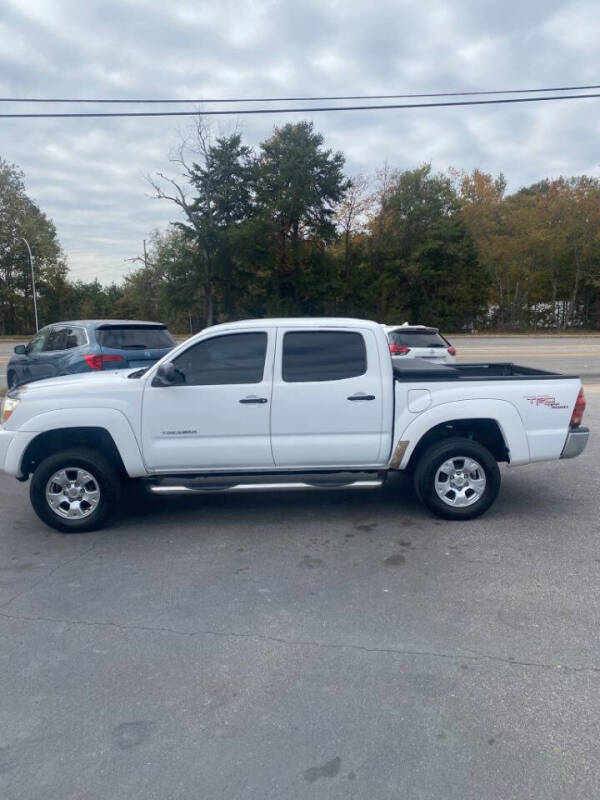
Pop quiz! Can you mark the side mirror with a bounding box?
[153,362,185,386]
[14,345,26,355]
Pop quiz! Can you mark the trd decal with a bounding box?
[525,395,568,409]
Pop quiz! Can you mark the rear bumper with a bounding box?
[392,355,455,365]
[560,426,589,459]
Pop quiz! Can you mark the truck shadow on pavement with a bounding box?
[117,472,424,531]
[108,462,586,540]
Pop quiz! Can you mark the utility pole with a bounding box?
[22,237,39,333]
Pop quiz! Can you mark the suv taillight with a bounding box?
[85,354,125,371]
[570,388,586,427]
[447,346,456,356]
[389,344,411,355]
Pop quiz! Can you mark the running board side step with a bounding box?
[150,480,384,495]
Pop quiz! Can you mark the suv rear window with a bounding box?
[97,326,174,350]
[387,330,448,348]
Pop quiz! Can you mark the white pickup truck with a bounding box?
[0,318,589,533]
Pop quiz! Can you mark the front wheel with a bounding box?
[414,437,500,520]
[30,447,122,533]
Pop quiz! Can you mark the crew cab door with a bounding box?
[270,328,385,467]
[141,330,275,471]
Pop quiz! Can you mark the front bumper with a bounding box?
[560,426,589,459]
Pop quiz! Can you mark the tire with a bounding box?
[30,447,122,533]
[413,437,500,521]
[7,370,16,390]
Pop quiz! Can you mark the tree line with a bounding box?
[2,120,600,336]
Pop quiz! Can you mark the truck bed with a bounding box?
[393,359,576,382]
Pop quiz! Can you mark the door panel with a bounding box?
[270,328,384,467]
[38,327,71,380]
[21,330,49,382]
[141,330,274,471]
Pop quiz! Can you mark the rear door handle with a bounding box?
[347,393,376,401]
[239,396,268,404]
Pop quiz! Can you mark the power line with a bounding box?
[1,83,600,104]
[1,92,600,118]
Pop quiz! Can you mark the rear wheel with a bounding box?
[414,437,500,520]
[30,447,121,533]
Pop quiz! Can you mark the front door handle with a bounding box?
[239,396,268,404]
[347,393,376,401]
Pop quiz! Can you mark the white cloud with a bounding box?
[543,2,600,53]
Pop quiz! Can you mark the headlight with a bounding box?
[1,395,20,424]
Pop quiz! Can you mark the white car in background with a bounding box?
[384,323,457,364]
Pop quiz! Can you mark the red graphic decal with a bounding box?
[525,395,568,409]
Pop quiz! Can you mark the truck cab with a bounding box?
[142,320,391,471]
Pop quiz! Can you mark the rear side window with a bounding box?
[44,327,88,351]
[282,331,367,382]
[43,328,65,352]
[388,330,448,348]
[173,332,267,385]
[64,327,87,348]
[97,326,174,350]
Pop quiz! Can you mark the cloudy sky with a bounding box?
[1,0,599,283]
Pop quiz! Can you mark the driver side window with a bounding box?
[173,332,267,386]
[27,331,47,354]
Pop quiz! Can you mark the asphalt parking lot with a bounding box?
[1,338,599,799]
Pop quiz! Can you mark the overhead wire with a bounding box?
[1,83,600,104]
[1,92,600,118]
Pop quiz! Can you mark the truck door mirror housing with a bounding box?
[153,362,185,386]
[14,345,26,355]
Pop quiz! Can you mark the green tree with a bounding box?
[254,121,349,313]
[62,279,124,320]
[148,124,255,326]
[367,164,488,328]
[187,132,255,322]
[459,171,600,328]
[117,228,200,331]
[0,159,67,334]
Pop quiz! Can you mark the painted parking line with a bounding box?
[456,344,600,353]
[458,352,600,358]
[458,346,600,349]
